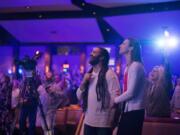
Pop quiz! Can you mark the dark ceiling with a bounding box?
[0,0,180,45]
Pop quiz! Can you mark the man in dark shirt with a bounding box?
[19,72,41,135]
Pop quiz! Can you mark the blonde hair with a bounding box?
[152,66,166,88]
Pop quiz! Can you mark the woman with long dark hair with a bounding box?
[77,47,120,135]
[114,38,146,135]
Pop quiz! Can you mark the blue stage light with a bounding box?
[18,68,23,74]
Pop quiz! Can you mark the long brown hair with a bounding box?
[128,38,142,63]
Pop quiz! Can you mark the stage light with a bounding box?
[80,65,85,74]
[8,69,12,74]
[45,65,49,73]
[35,50,40,55]
[25,6,31,9]
[38,15,42,18]
[164,30,170,37]
[12,66,16,73]
[63,64,69,69]
[167,37,178,48]
[82,3,85,6]
[18,69,23,74]
[156,38,165,48]
[63,68,67,72]
[92,12,96,15]
[106,29,110,32]
[157,37,178,50]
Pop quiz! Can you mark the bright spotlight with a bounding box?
[156,38,165,48]
[8,69,12,74]
[35,50,40,55]
[18,68,23,74]
[156,29,179,53]
[156,37,178,50]
[167,37,178,48]
[164,30,170,37]
[63,68,67,72]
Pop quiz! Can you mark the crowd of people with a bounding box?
[0,38,180,135]
[0,69,82,135]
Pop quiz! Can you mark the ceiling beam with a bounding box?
[72,0,123,44]
[105,1,180,16]
[0,25,20,45]
[0,1,179,20]
[18,42,106,46]
[96,18,123,44]
[0,25,20,61]
[72,0,105,9]
[0,11,95,20]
